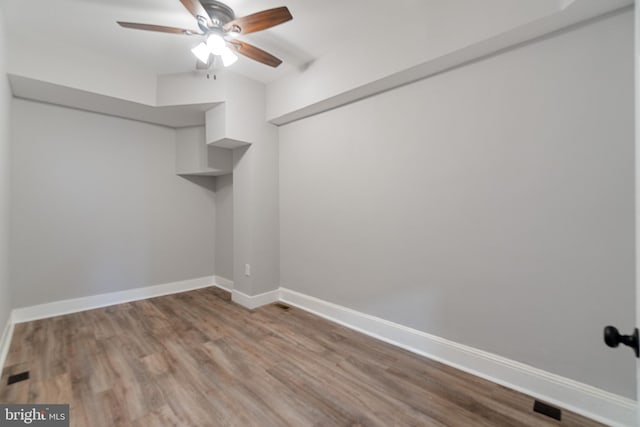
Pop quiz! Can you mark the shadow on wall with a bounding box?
[179,175,216,191]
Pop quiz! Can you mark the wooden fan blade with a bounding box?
[223,7,292,35]
[229,40,282,67]
[117,22,200,35]
[179,0,213,27]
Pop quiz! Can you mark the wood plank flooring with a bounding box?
[0,287,604,426]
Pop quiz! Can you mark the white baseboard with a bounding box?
[214,276,234,292]
[232,288,280,310]
[0,316,14,372]
[3,279,636,426]
[279,287,637,427]
[11,276,216,324]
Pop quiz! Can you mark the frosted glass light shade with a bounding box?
[221,47,238,67]
[192,35,237,68]
[207,34,227,56]
[191,42,210,64]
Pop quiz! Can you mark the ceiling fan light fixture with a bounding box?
[221,47,238,67]
[206,33,227,56]
[191,42,211,64]
[117,2,292,69]
[228,25,241,38]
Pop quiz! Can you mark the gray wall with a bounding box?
[231,86,280,297]
[215,173,233,281]
[10,99,216,307]
[279,11,635,398]
[0,7,12,331]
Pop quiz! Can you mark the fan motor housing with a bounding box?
[200,0,235,26]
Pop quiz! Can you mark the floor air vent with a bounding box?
[533,400,561,421]
[7,371,29,385]
[275,303,291,310]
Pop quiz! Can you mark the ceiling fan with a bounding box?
[117,0,293,68]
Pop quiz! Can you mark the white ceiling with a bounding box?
[3,0,632,127]
[1,0,566,84]
[2,0,397,83]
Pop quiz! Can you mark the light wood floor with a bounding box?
[0,287,603,427]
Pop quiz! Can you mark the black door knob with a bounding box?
[603,326,639,358]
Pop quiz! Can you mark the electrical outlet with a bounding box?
[244,264,251,276]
